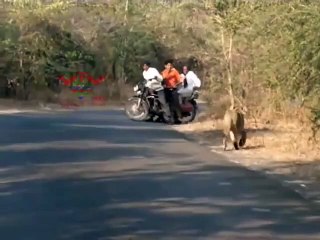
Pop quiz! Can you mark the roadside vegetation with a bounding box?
[0,0,319,151]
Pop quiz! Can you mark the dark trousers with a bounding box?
[164,88,181,118]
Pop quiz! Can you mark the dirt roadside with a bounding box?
[172,100,320,205]
[0,99,124,114]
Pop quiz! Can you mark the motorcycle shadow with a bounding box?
[145,115,183,125]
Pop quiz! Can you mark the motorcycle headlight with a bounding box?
[133,85,138,92]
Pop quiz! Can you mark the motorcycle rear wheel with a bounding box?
[179,100,197,124]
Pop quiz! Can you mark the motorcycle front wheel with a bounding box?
[125,97,150,121]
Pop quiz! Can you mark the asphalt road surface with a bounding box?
[0,108,320,240]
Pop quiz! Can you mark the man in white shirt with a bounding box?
[142,61,169,119]
[143,61,163,92]
[178,65,201,100]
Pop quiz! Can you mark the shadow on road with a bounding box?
[0,110,320,240]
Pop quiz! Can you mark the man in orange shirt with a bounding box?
[161,59,183,123]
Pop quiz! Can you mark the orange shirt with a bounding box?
[161,68,181,88]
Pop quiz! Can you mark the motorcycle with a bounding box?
[124,79,199,124]
[124,79,165,122]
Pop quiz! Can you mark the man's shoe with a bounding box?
[177,112,183,120]
[145,116,154,122]
[154,116,162,123]
[167,117,175,125]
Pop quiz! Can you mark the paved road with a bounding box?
[0,109,320,240]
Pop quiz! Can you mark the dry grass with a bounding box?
[198,89,320,161]
[0,82,132,109]
[177,113,320,162]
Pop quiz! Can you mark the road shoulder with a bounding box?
[171,101,320,206]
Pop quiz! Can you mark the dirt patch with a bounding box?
[172,108,320,204]
[0,96,125,112]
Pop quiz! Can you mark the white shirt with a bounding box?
[182,71,201,89]
[143,67,162,81]
[143,67,163,91]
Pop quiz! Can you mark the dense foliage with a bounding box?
[0,0,319,134]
